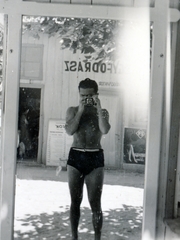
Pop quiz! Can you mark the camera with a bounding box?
[85,98,95,106]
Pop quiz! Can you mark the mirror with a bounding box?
[14,15,150,239]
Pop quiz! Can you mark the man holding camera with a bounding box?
[65,78,111,240]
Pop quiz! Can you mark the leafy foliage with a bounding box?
[23,16,123,62]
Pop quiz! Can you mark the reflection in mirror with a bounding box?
[14,15,150,239]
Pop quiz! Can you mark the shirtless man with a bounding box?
[65,78,111,240]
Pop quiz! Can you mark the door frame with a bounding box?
[19,83,44,164]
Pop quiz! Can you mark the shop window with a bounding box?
[21,44,43,80]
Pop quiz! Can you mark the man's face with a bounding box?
[79,88,97,106]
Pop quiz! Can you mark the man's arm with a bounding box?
[93,95,111,134]
[65,107,83,135]
[98,108,111,134]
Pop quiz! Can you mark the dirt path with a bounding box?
[14,165,144,240]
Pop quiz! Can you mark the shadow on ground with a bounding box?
[14,204,143,240]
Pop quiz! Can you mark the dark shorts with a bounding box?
[67,148,104,175]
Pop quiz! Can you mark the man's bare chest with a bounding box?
[78,111,99,131]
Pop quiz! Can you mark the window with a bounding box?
[21,44,43,80]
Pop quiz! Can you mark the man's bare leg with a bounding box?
[85,167,104,240]
[67,165,84,240]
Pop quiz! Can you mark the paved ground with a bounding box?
[14,162,145,240]
[16,162,144,188]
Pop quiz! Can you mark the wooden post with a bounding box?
[142,0,169,239]
[0,14,22,240]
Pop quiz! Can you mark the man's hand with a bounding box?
[78,98,86,113]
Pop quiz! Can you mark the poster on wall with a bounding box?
[123,128,146,164]
[46,119,72,166]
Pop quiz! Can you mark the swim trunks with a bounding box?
[67,148,104,175]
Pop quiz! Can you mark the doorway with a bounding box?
[100,90,123,168]
[17,87,41,161]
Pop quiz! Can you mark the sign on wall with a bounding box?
[46,119,72,166]
[123,128,146,164]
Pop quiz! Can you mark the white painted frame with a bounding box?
[142,1,169,239]
[0,0,179,239]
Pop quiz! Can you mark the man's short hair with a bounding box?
[78,78,98,93]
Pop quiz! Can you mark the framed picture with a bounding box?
[123,127,146,164]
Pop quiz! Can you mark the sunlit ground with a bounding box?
[14,167,144,240]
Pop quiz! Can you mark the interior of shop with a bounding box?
[17,87,41,160]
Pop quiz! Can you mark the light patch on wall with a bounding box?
[0,203,8,221]
[0,14,3,25]
[116,10,150,101]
